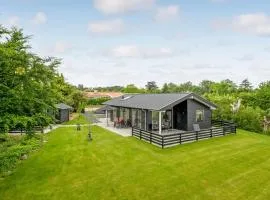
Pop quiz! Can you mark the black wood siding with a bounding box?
[187,99,212,131]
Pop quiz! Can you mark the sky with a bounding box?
[0,0,270,87]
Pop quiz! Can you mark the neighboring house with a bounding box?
[103,93,217,134]
[94,105,114,115]
[84,92,123,99]
[55,103,73,123]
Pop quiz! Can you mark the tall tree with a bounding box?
[145,81,158,92]
[239,79,253,92]
[0,26,80,133]
[161,83,169,93]
[122,84,143,93]
[199,80,215,94]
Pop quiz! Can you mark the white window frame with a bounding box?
[196,109,204,122]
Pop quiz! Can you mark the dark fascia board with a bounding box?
[159,93,217,111]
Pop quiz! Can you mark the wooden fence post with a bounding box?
[179,134,182,144]
[131,127,133,136]
[139,129,142,140]
[233,125,237,134]
[196,131,198,141]
[150,132,152,144]
[162,136,164,149]
[223,126,225,136]
[210,128,213,138]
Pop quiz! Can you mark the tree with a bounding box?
[199,80,215,94]
[239,79,253,92]
[145,81,158,92]
[0,25,80,133]
[122,84,144,93]
[211,79,237,95]
[255,81,270,110]
[161,83,169,93]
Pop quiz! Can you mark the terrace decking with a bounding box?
[132,120,237,148]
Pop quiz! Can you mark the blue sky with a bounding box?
[1,0,270,87]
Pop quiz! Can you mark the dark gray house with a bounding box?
[103,93,217,134]
[55,103,73,123]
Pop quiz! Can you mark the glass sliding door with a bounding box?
[141,110,146,130]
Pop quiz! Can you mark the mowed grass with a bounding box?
[1,127,270,200]
[63,114,89,125]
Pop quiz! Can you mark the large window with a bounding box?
[196,109,204,122]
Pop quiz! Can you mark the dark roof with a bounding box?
[55,103,73,110]
[94,105,114,114]
[103,93,217,111]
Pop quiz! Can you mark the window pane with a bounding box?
[196,110,204,122]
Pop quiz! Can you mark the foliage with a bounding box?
[255,81,270,110]
[145,81,159,92]
[239,79,253,92]
[121,84,145,93]
[232,106,264,132]
[0,25,83,131]
[87,97,111,105]
[63,114,89,125]
[2,127,270,199]
[0,134,43,177]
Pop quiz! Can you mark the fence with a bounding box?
[132,120,236,148]
[6,126,45,134]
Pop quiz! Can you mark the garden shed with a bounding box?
[55,103,73,123]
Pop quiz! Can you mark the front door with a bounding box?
[173,101,187,130]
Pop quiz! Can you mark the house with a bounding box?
[103,93,217,134]
[55,103,73,123]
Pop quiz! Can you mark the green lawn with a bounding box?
[1,127,270,200]
[63,114,89,125]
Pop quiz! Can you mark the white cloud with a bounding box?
[155,5,180,22]
[53,42,72,54]
[215,13,270,37]
[88,19,124,34]
[94,0,155,14]
[236,54,254,61]
[7,16,20,27]
[232,13,270,36]
[32,12,47,25]
[110,45,141,57]
[108,45,173,58]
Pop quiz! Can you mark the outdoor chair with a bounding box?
[126,119,132,127]
[163,121,171,130]
[152,120,158,131]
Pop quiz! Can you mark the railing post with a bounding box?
[139,129,142,140]
[210,128,213,138]
[196,131,198,141]
[179,134,182,144]
[162,136,164,149]
[150,132,152,144]
[223,126,225,136]
[131,127,133,136]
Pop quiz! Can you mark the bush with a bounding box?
[87,97,111,105]
[232,106,264,132]
[0,135,43,177]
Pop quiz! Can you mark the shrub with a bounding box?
[87,97,111,105]
[0,134,43,177]
[232,106,264,132]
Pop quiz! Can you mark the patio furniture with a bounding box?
[163,121,171,130]
[152,120,158,131]
[126,119,132,127]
